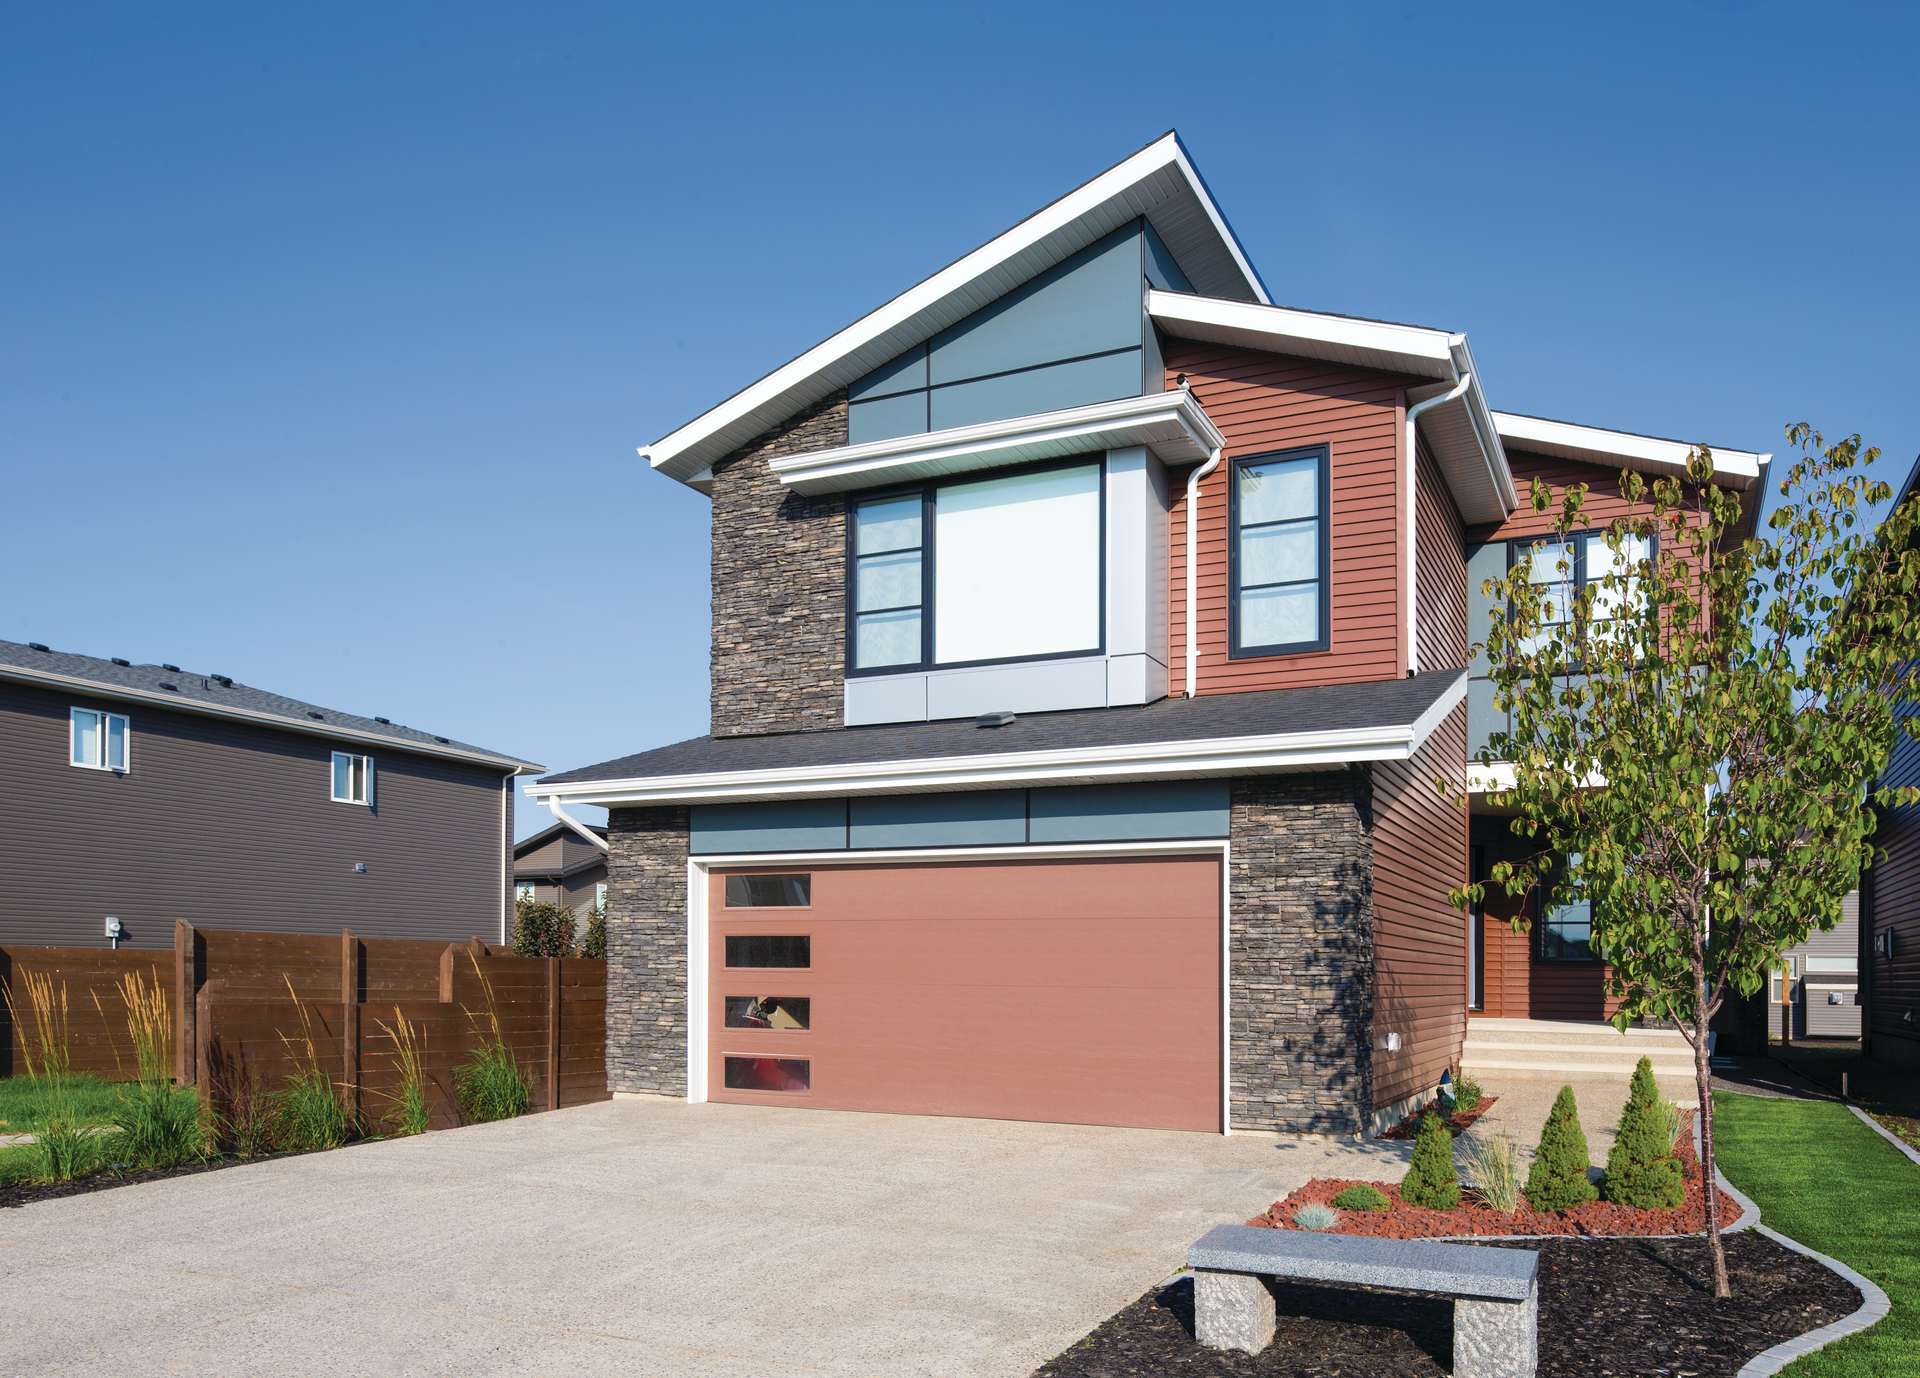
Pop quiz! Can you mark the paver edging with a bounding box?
[1846,1102,1920,1168]
[1731,1224,1891,1377]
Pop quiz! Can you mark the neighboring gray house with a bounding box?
[1773,890,1862,1040]
[513,821,610,917]
[0,639,543,949]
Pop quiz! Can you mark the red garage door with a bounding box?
[708,855,1221,1131]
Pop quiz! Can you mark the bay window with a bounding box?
[848,458,1103,674]
[1229,446,1329,657]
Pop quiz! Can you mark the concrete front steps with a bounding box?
[1463,1017,1700,1086]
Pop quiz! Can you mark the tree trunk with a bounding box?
[1694,975,1730,1298]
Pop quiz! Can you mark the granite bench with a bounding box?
[1186,1224,1539,1378]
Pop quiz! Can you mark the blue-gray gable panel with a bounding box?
[928,225,1144,386]
[848,790,1026,848]
[1465,542,1507,678]
[1467,676,1504,762]
[1029,781,1231,842]
[929,350,1142,432]
[848,390,931,446]
[849,343,928,402]
[690,800,848,855]
[1143,221,1194,292]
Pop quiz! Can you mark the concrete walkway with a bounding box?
[0,1096,1393,1377]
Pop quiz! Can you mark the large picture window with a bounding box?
[848,458,1103,675]
[1511,530,1655,657]
[1229,446,1329,657]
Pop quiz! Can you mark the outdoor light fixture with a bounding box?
[354,863,366,873]
[105,916,124,949]
[1377,1031,1402,1052]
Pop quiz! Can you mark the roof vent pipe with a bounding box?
[1403,372,1472,676]
[540,793,610,852]
[1184,443,1225,698]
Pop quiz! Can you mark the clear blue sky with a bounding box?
[4,3,1914,840]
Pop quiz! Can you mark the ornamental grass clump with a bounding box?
[1526,1084,1598,1211]
[98,968,202,1168]
[1604,1056,1686,1209]
[3,971,100,1181]
[1331,1184,1391,1212]
[1660,1098,1686,1154]
[1399,1108,1462,1209]
[374,1008,431,1136]
[276,980,349,1151]
[1458,1129,1520,1214]
[1292,1203,1340,1232]
[454,957,532,1123]
[206,1041,278,1157]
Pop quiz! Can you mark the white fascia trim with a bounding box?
[0,664,543,774]
[690,837,1228,866]
[1492,412,1765,487]
[536,677,1468,808]
[1447,337,1519,512]
[1147,291,1458,374]
[769,390,1225,495]
[643,135,1266,485]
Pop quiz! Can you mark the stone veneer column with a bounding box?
[604,805,691,1095]
[1229,773,1376,1135]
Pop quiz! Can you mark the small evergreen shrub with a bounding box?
[1603,1055,1685,1208]
[1332,1183,1391,1212]
[1292,1203,1340,1232]
[1400,1109,1462,1209]
[1526,1084,1599,1211]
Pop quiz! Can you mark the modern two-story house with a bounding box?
[534,133,1767,1136]
[0,640,543,949]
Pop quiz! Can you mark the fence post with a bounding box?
[439,944,456,1002]
[548,957,561,1112]
[175,920,196,1085]
[342,929,361,1126]
[194,978,225,1115]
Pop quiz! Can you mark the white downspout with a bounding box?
[540,792,611,852]
[1185,444,1225,698]
[1404,372,1471,676]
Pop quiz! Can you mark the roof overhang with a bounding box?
[769,389,1224,496]
[532,675,1466,808]
[643,133,1267,490]
[1151,291,1517,523]
[0,663,544,774]
[1492,412,1768,490]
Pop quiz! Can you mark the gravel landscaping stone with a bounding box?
[1033,1232,1858,1377]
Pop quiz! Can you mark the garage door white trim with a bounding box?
[686,838,1233,1133]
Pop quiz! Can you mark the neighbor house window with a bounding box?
[70,708,130,771]
[1230,446,1329,657]
[331,751,373,804]
[1512,531,1655,657]
[848,458,1103,673]
[515,882,538,903]
[595,883,608,909]
[1771,956,1798,1003]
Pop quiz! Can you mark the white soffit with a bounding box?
[1493,412,1767,489]
[770,390,1225,496]
[642,133,1267,488]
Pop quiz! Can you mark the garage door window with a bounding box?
[724,874,811,907]
[724,1056,810,1092]
[725,996,811,1029]
[725,935,810,968]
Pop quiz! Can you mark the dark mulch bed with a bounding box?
[1375,1097,1499,1141]
[0,1142,367,1209]
[1033,1232,1858,1377]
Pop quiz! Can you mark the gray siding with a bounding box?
[0,678,512,950]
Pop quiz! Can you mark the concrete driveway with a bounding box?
[0,1096,1394,1377]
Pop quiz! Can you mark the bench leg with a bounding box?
[1453,1278,1538,1378]
[1192,1270,1275,1355]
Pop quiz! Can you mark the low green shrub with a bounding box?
[1332,1184,1391,1212]
[577,902,607,960]
[1401,1109,1462,1209]
[1453,1072,1485,1115]
[1526,1084,1599,1211]
[1292,1203,1340,1232]
[511,899,579,958]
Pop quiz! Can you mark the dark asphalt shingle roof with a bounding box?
[0,638,541,771]
[542,670,1464,783]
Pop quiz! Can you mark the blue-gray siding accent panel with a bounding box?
[1030,780,1230,842]
[849,790,1026,848]
[1466,542,1506,678]
[848,390,931,446]
[848,342,928,401]
[929,350,1142,432]
[1144,221,1194,293]
[690,799,847,855]
[1467,676,1504,761]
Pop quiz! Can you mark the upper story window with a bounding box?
[515,881,538,903]
[71,708,129,771]
[1229,446,1330,658]
[848,458,1103,675]
[1511,530,1655,656]
[331,751,373,805]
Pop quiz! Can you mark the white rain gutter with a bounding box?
[1185,440,1225,698]
[542,793,610,852]
[1404,371,1472,676]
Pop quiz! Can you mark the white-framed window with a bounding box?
[70,708,130,771]
[515,881,538,903]
[330,751,373,805]
[1771,955,1798,1003]
[595,882,608,910]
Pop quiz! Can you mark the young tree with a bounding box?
[1448,425,1920,1295]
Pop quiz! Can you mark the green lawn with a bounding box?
[1713,1092,1918,1376]
[0,1073,142,1133]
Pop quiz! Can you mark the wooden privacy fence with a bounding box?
[2,925,608,1129]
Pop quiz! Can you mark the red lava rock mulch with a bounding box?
[1374,1095,1499,1140]
[1251,1114,1740,1238]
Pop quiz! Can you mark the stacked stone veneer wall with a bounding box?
[709,390,850,738]
[605,805,691,1095]
[1230,772,1376,1135]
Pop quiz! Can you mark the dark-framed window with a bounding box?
[1535,855,1599,963]
[1508,529,1656,660]
[846,455,1106,676]
[1228,445,1330,658]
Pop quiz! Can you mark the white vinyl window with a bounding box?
[70,708,130,771]
[331,751,373,805]
[595,882,608,909]
[515,882,538,903]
